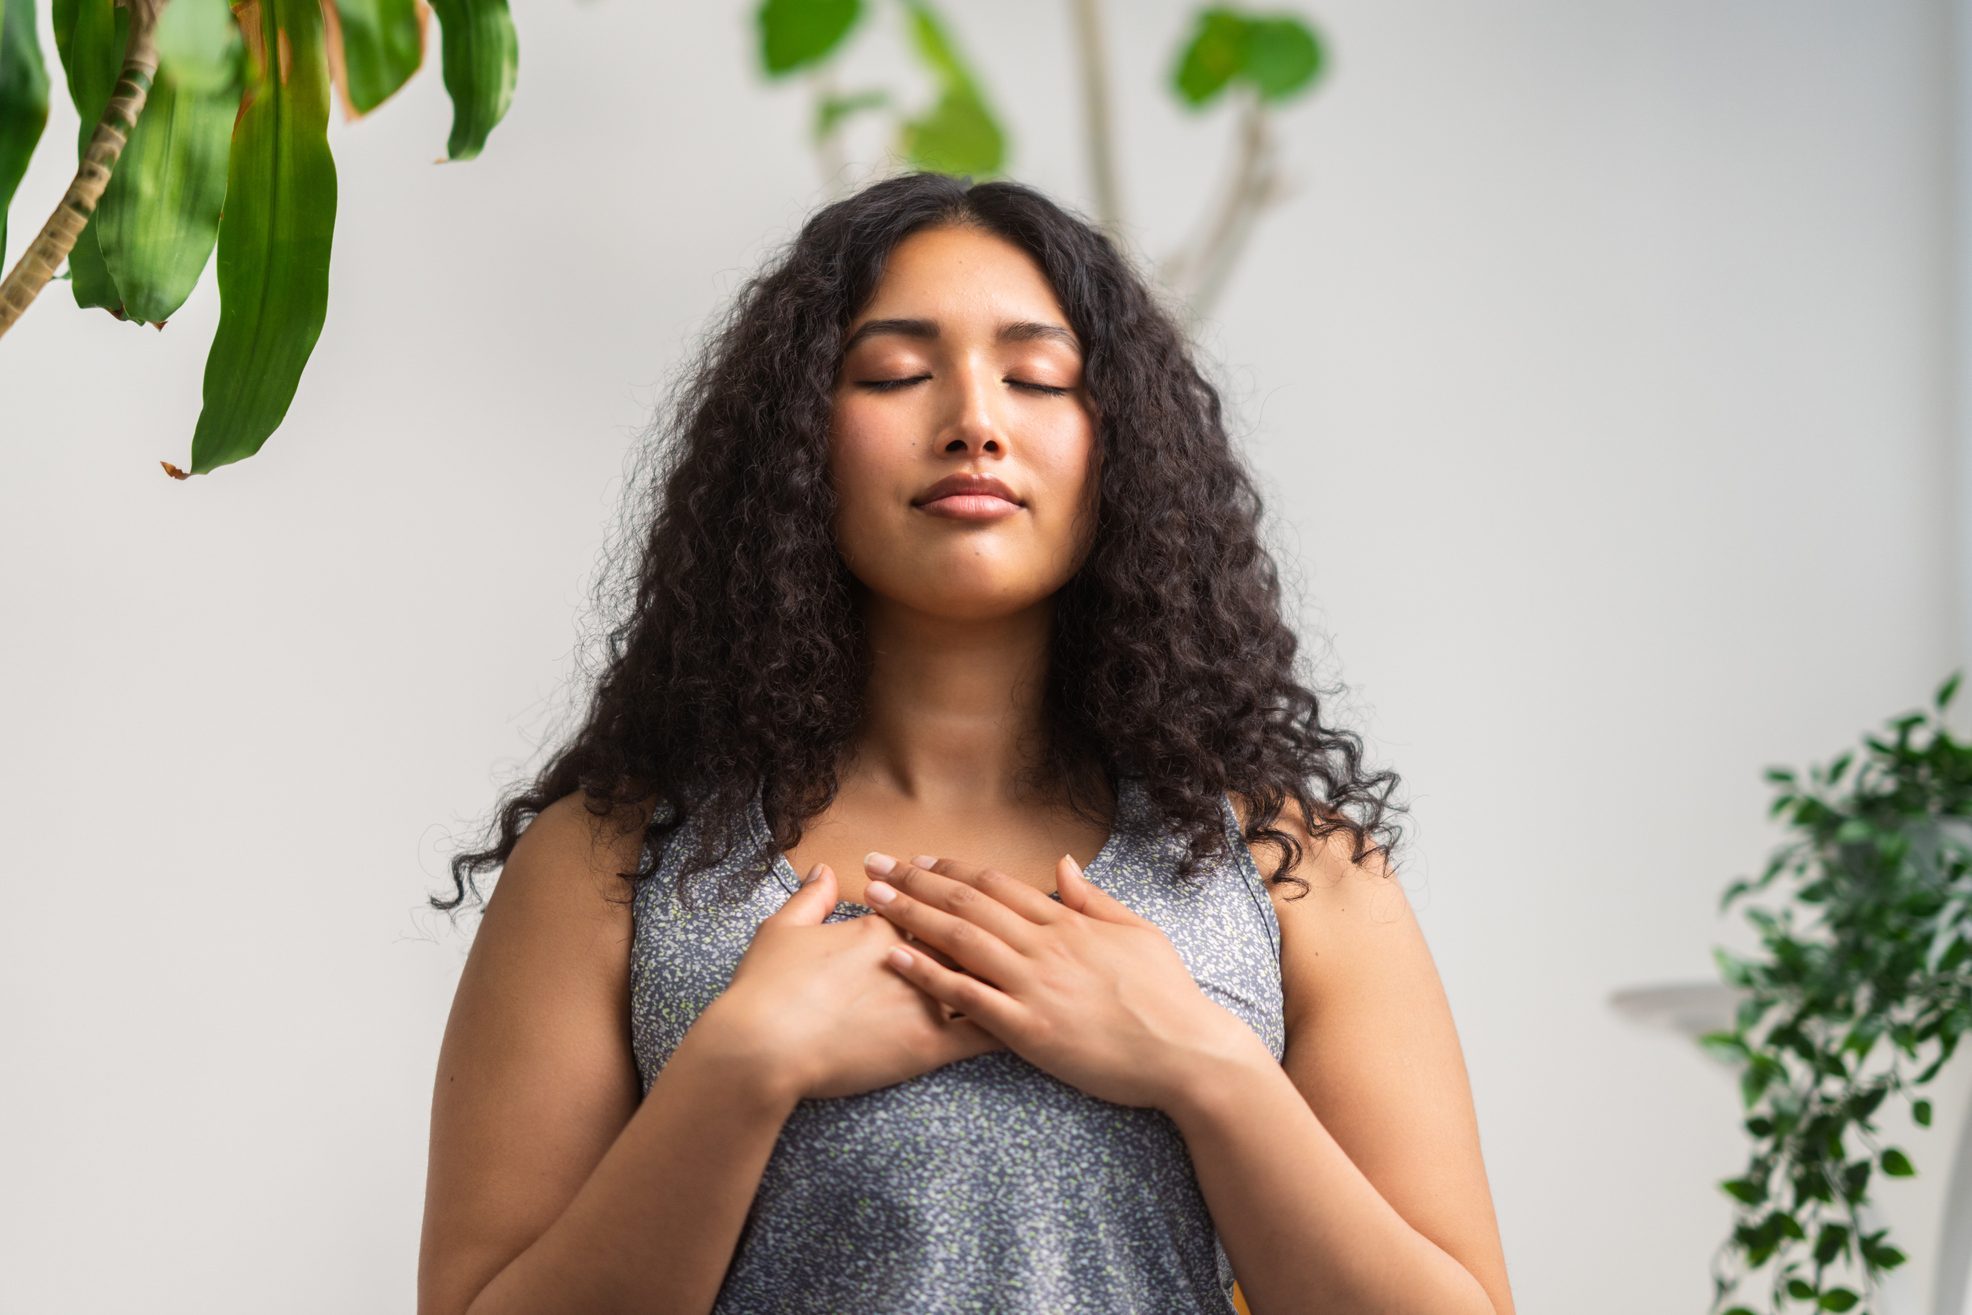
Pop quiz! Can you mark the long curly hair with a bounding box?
[432,169,1408,920]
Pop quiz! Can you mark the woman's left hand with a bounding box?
[859,850,1257,1111]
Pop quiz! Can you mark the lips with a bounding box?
[913,472,1022,506]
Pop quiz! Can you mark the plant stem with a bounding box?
[1065,0,1122,239]
[0,0,169,338]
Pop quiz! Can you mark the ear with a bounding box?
[1056,853,1136,922]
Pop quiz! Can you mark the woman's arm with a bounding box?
[418,794,800,1315]
[459,1008,800,1315]
[1194,794,1516,1315]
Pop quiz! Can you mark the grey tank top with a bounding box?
[628,774,1286,1314]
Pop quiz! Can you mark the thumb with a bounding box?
[772,862,837,924]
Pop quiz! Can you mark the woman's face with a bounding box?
[827,224,1100,622]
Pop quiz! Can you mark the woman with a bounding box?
[418,171,1515,1315]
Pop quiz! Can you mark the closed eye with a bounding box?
[856,376,1071,396]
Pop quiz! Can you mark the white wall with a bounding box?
[0,1,1958,1311]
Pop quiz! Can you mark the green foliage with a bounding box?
[757,0,862,76]
[892,0,1000,177]
[757,0,1324,183]
[753,0,1009,178]
[332,0,426,115]
[8,0,1320,467]
[1707,670,1972,1314]
[1171,6,1324,107]
[427,0,518,162]
[48,0,128,311]
[0,0,52,268]
[95,0,243,325]
[188,0,336,473]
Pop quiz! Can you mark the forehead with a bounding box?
[843,226,1077,350]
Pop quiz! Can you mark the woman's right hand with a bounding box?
[708,862,1008,1101]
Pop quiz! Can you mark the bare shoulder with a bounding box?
[1225,789,1517,1315]
[418,788,661,1315]
[507,789,660,917]
[1225,789,1404,1027]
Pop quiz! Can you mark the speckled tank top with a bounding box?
[628,774,1286,1314]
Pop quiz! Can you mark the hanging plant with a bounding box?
[1705,670,1972,1314]
[0,0,516,474]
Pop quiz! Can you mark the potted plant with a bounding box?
[1705,670,1972,1314]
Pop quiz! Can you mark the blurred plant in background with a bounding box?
[1704,672,1972,1314]
[0,0,1321,476]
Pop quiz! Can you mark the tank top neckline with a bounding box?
[749,772,1142,915]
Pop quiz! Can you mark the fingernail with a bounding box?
[865,879,897,905]
[802,862,821,885]
[864,851,896,875]
[909,854,939,869]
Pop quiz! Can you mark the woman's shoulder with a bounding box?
[507,788,667,915]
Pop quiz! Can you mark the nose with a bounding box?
[935,358,1008,454]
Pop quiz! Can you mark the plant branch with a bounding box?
[812,65,850,203]
[0,0,169,339]
[1065,0,1121,239]
[1166,84,1291,327]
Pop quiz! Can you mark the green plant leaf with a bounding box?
[427,0,515,161]
[1817,1290,1859,1311]
[1699,1029,1750,1062]
[186,0,336,473]
[890,0,1000,177]
[1171,8,1324,108]
[1239,15,1322,102]
[757,0,860,76]
[899,0,975,95]
[1915,1098,1933,1126]
[48,0,128,312]
[1938,669,1961,710]
[93,0,242,325]
[330,0,425,114]
[898,83,1001,177]
[1720,1174,1766,1205]
[1713,944,1753,987]
[1171,9,1245,106]
[1880,1147,1914,1177]
[0,0,51,268]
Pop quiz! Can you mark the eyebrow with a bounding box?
[839,317,1082,356]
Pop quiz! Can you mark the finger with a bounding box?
[873,856,1042,959]
[866,910,977,978]
[907,854,1068,927]
[767,862,836,925]
[867,862,1029,986]
[1054,852,1142,924]
[882,941,1024,1039]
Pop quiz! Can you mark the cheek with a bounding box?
[824,416,910,568]
[826,411,900,509]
